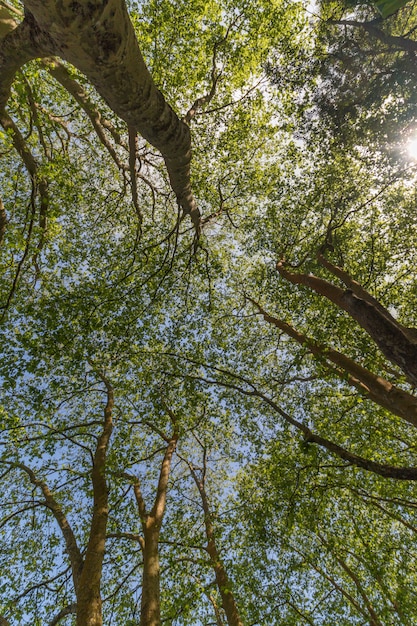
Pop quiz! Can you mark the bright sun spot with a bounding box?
[407,137,417,159]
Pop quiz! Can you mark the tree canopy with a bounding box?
[1,0,417,624]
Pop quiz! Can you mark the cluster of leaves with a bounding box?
[1,0,417,624]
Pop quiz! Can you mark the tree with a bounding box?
[0,0,200,229]
[1,0,417,624]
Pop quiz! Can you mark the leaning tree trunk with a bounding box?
[277,260,417,386]
[19,0,200,229]
[189,464,244,626]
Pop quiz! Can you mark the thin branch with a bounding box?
[48,603,77,626]
[160,354,417,480]
[0,196,6,245]
[247,295,417,427]
[4,462,84,588]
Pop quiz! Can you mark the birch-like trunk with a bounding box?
[19,0,200,228]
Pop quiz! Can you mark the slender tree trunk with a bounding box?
[129,424,178,626]
[189,465,244,626]
[76,377,114,626]
[207,539,244,626]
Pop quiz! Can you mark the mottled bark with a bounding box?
[189,464,244,626]
[21,0,200,229]
[248,297,417,427]
[277,260,417,386]
[0,10,55,109]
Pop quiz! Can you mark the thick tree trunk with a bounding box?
[21,0,200,228]
[141,525,162,626]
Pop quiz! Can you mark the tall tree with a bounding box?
[1,0,417,623]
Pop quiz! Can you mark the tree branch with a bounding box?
[0,108,49,237]
[0,11,55,109]
[165,355,417,480]
[329,18,417,54]
[247,296,417,427]
[23,0,201,231]
[8,462,84,589]
[0,196,6,245]
[48,603,77,626]
[277,260,417,386]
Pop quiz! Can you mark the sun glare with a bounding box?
[407,137,417,159]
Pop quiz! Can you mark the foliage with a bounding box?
[1,0,417,624]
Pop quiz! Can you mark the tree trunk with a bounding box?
[248,297,417,427]
[75,379,114,626]
[141,525,162,626]
[131,428,178,626]
[189,466,244,626]
[277,261,417,386]
[207,539,244,626]
[21,0,200,228]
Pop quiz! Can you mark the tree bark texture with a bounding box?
[141,526,162,626]
[20,0,200,228]
[131,430,178,626]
